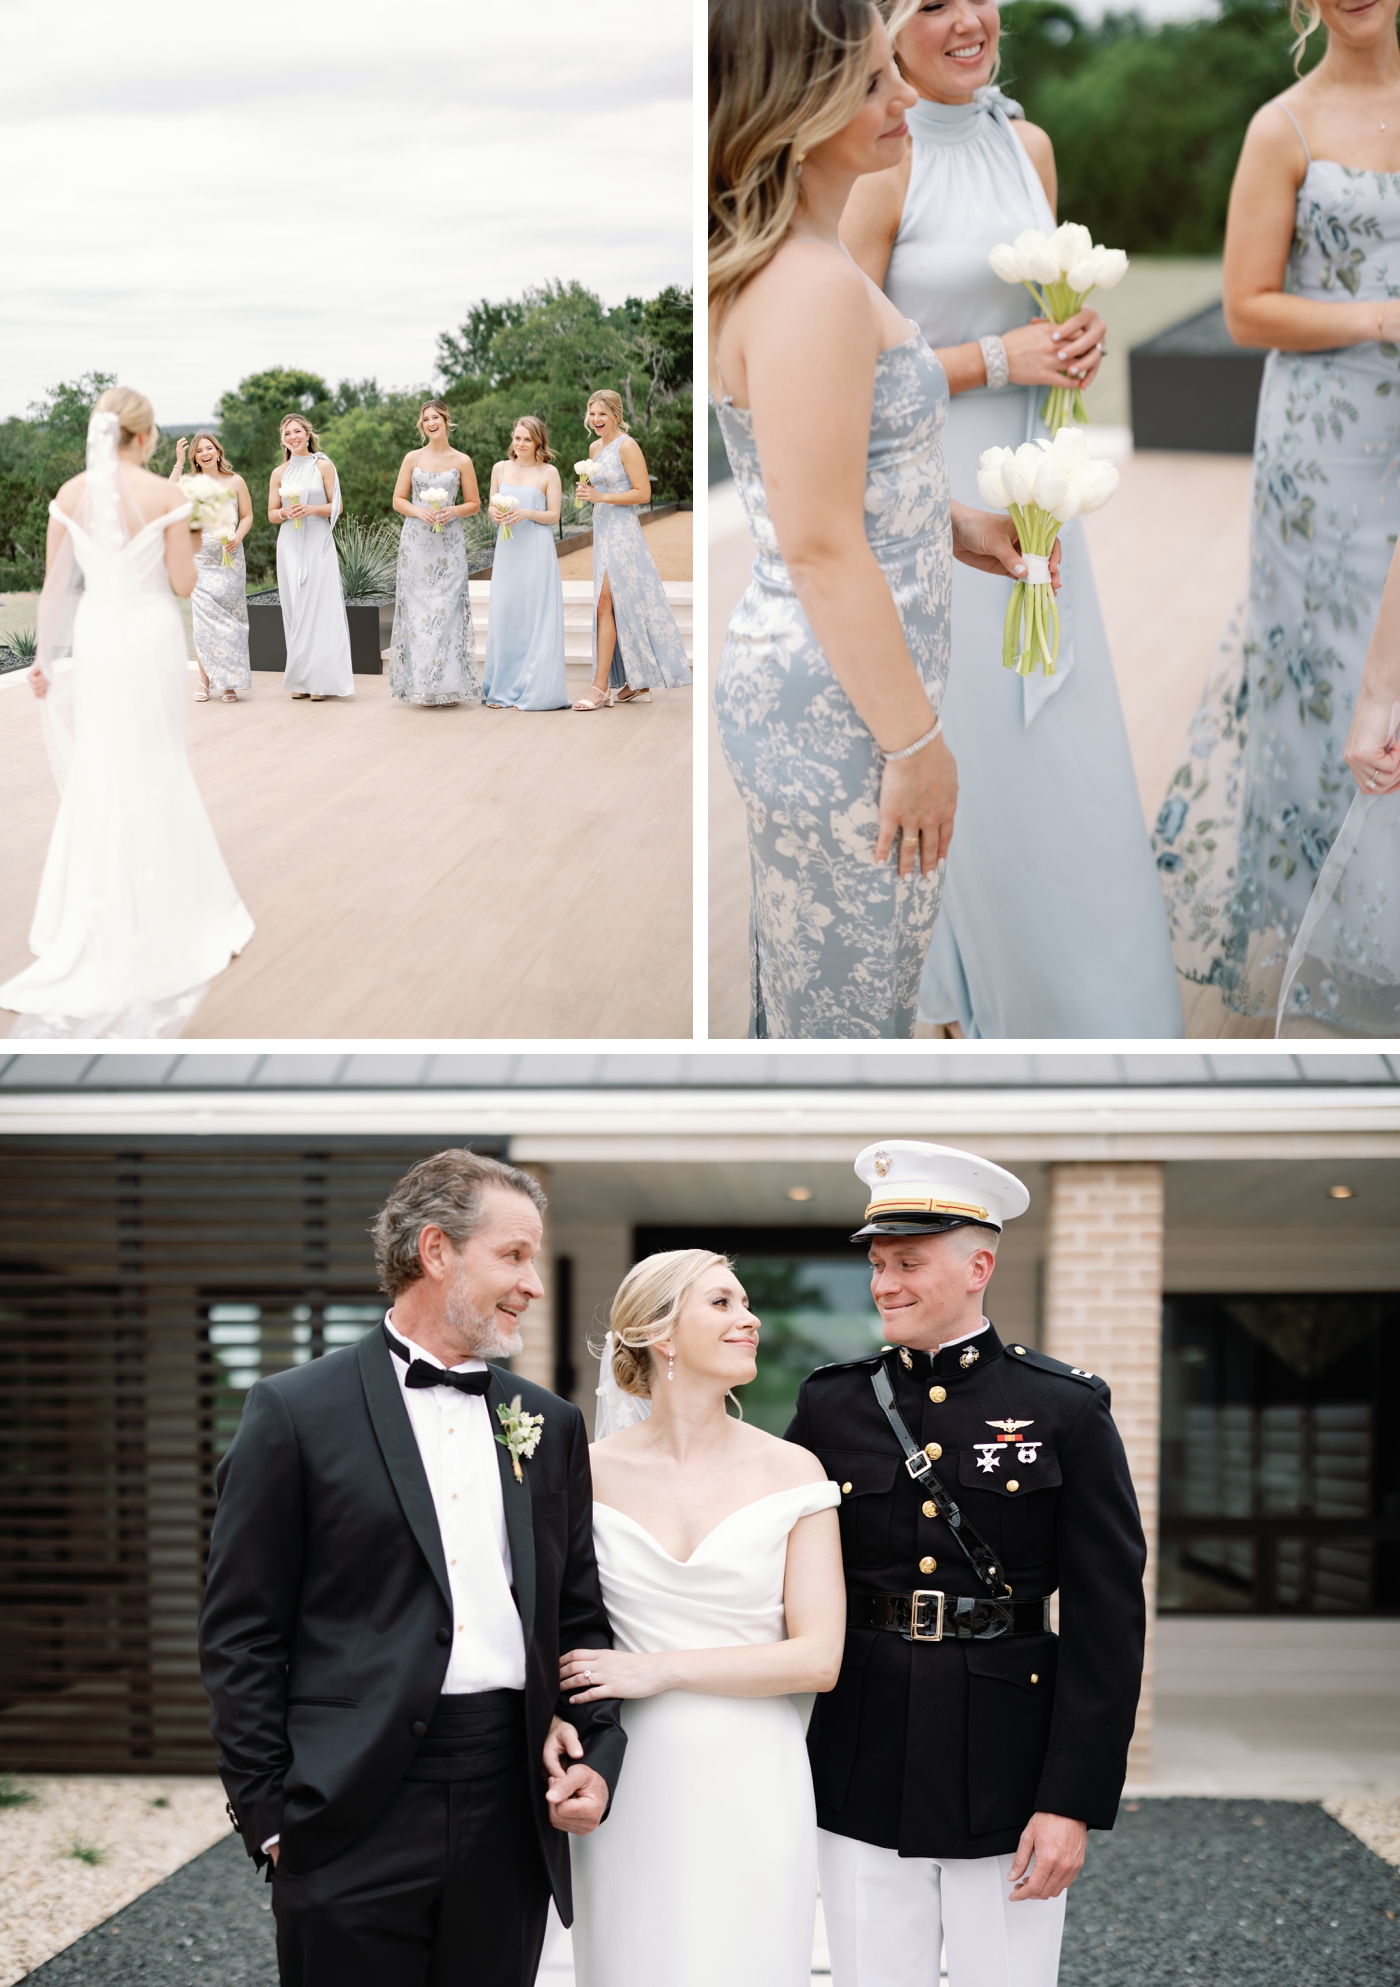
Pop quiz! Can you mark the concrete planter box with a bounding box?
[246,593,391,674]
[1129,303,1267,455]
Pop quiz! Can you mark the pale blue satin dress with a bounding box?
[886,89,1182,1037]
[482,482,568,710]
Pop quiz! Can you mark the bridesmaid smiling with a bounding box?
[169,432,253,704]
[387,400,481,707]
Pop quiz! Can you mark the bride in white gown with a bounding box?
[548,1250,845,1987]
[0,387,254,1037]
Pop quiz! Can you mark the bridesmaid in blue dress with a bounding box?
[840,0,1182,1039]
[388,401,480,706]
[482,416,569,710]
[710,0,1045,1037]
[570,391,692,711]
[1155,8,1400,1026]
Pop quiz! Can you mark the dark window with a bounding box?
[1159,1295,1400,1615]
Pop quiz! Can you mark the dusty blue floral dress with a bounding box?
[387,465,478,706]
[1153,110,1400,1015]
[712,334,951,1037]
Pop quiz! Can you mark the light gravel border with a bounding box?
[0,1776,230,1987]
[1325,1795,1400,1869]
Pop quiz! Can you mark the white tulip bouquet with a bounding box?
[988,222,1129,432]
[493,491,520,540]
[422,486,449,533]
[573,459,594,485]
[180,474,240,565]
[976,428,1120,678]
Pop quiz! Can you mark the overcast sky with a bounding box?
[0,0,692,422]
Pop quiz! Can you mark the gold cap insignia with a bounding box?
[873,1149,892,1178]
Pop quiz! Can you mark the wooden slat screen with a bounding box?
[0,1141,497,1774]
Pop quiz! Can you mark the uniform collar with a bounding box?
[889,1319,1004,1382]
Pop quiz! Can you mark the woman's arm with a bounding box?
[268,466,289,525]
[1345,542,1400,794]
[230,475,253,548]
[300,457,335,519]
[1225,101,1400,351]
[584,436,650,509]
[516,466,562,528]
[560,1505,845,1701]
[164,496,199,595]
[450,452,481,521]
[392,452,431,522]
[840,154,909,290]
[168,438,189,483]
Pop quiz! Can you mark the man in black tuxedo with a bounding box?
[198,1149,625,1987]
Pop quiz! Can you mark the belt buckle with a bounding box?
[904,1451,933,1480]
[909,1590,945,1642]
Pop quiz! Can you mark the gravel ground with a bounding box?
[0,1778,229,1987]
[1061,1798,1400,1987]
[19,1836,275,1985]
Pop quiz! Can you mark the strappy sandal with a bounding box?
[194,687,210,702]
[572,685,613,711]
[292,692,310,700]
[615,686,651,705]
[221,691,238,703]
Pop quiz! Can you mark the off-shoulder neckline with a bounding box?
[593,1479,837,1566]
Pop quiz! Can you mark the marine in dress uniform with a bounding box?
[786,1142,1146,1987]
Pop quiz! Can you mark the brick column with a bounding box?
[1042,1161,1164,1789]
[512,1163,555,1391]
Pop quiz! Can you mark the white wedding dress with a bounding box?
[0,413,254,1036]
[570,1479,840,1987]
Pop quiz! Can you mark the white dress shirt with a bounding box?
[385,1315,528,1694]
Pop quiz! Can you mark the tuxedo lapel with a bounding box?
[357,1329,452,1613]
[487,1367,536,1650]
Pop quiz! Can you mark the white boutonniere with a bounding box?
[495,1396,544,1482]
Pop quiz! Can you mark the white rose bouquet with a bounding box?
[976,428,1119,677]
[422,486,449,533]
[493,491,519,540]
[988,222,1129,432]
[180,474,240,565]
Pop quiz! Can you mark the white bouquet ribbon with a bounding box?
[977,428,1119,677]
[988,222,1128,432]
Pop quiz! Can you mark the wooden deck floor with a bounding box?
[0,635,692,1042]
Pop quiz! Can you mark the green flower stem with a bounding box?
[999,503,1064,676]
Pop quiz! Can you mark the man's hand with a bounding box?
[1007,1812,1086,1900]
[543,1715,608,1836]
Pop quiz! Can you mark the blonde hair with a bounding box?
[599,1249,732,1398]
[709,0,878,317]
[280,414,321,459]
[510,414,554,463]
[189,430,231,474]
[94,385,157,451]
[417,399,456,439]
[1289,0,1323,70]
[881,0,1002,85]
[585,390,629,435]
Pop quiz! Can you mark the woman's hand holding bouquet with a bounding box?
[989,223,1128,430]
[976,429,1119,678]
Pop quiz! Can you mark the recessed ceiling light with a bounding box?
[786,1186,813,1202]
[1328,1185,1354,1200]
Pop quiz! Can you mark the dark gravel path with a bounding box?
[21,1835,276,1984]
[1062,1798,1400,1987]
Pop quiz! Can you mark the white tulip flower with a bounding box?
[1011,228,1060,285]
[1050,222,1094,274]
[989,242,1027,284]
[1073,461,1121,513]
[1091,247,1129,291]
[1029,456,1071,516]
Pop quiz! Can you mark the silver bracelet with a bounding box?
[883,715,942,763]
[978,333,1010,392]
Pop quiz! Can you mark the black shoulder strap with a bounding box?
[871,1365,1009,1597]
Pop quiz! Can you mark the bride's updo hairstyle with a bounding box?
[279,415,321,459]
[709,0,878,316]
[95,385,157,452]
[584,390,629,435]
[417,400,455,439]
[602,1248,732,1398]
[510,415,553,463]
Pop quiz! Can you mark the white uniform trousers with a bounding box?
[818,1828,1067,1987]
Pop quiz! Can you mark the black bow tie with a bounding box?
[386,1325,491,1396]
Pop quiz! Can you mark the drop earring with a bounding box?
[667,1352,675,1382]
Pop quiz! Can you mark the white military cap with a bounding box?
[851,1140,1030,1240]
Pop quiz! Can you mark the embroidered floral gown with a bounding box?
[712,335,951,1037]
[1153,123,1400,1016]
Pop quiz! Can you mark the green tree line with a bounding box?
[0,280,693,588]
[1000,0,1310,252]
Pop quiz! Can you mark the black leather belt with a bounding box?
[850,1591,1051,1642]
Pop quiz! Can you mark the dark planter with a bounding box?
[1129,303,1267,455]
[246,593,387,674]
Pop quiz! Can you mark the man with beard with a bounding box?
[199,1149,624,1987]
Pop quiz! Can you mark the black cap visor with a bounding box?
[851,1212,1003,1243]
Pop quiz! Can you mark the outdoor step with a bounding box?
[467,581,692,663]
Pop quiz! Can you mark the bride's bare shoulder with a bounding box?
[738,1421,830,1491]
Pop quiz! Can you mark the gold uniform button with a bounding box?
[1030,1672,1039,1684]
[924,1443,943,1462]
[1006,1479,1020,1493]
[841,1481,853,1494]
[929,1386,947,1404]
[919,1556,937,1575]
[922,1500,937,1518]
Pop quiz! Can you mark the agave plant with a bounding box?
[6,626,37,660]
[335,517,398,602]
